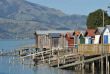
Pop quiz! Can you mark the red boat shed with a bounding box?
[65,33,74,49]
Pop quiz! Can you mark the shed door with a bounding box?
[104,35,108,44]
[80,35,85,44]
[88,39,92,44]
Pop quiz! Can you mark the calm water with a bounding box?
[0,39,107,74]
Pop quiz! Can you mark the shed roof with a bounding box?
[49,33,61,38]
[106,25,110,30]
[73,31,82,35]
[95,27,104,34]
[102,25,110,34]
[35,30,74,35]
[66,33,73,38]
[84,29,95,37]
[78,31,85,38]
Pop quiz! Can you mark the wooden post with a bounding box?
[49,55,50,64]
[82,55,85,69]
[57,48,59,57]
[11,49,12,55]
[9,58,11,65]
[101,55,103,74]
[29,60,31,68]
[108,61,109,74]
[92,61,94,74]
[64,56,65,64]
[99,60,100,69]
[57,48,60,68]
[20,43,22,55]
[103,10,104,27]
[58,58,59,68]
[106,54,108,72]
[22,58,24,64]
[19,50,22,55]
[42,52,44,64]
[1,49,3,56]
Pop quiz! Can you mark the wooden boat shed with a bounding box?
[35,30,74,50]
[94,27,104,44]
[73,31,82,45]
[65,32,74,49]
[49,33,61,49]
[78,31,85,44]
[84,29,95,44]
[102,25,110,44]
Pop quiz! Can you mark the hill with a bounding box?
[0,0,87,39]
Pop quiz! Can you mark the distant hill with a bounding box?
[0,0,87,39]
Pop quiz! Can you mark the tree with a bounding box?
[86,9,110,29]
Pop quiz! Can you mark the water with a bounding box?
[0,39,108,74]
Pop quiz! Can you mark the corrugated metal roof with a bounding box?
[35,30,74,35]
[49,33,61,38]
[97,27,104,33]
[84,29,95,37]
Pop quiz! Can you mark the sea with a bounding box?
[0,39,108,74]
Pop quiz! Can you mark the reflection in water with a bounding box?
[33,66,38,72]
[0,56,2,62]
[22,64,24,70]
[9,64,11,73]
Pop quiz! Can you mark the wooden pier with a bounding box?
[36,44,110,71]
[1,43,110,72]
[0,43,37,56]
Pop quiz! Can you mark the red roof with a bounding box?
[74,31,82,35]
[67,33,73,38]
[84,29,95,37]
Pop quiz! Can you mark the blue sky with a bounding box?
[26,0,110,15]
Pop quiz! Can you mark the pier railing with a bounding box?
[78,44,110,56]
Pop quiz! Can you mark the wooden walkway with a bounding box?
[48,44,110,69]
[59,54,108,69]
[0,43,37,56]
[2,43,110,70]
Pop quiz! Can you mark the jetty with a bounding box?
[0,43,37,56]
[1,43,110,73]
[33,44,110,72]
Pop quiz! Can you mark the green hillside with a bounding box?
[0,0,87,39]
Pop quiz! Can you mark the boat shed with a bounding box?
[49,33,61,49]
[78,31,85,44]
[65,33,74,49]
[94,27,104,44]
[35,30,74,49]
[102,25,110,44]
[73,31,82,45]
[84,29,95,44]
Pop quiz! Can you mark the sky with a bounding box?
[26,0,110,15]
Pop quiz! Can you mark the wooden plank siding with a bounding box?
[78,44,110,56]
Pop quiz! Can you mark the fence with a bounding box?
[78,44,110,56]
